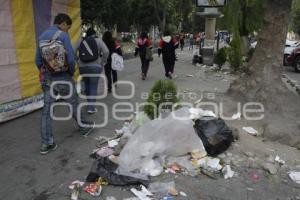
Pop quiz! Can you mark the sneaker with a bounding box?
[87,108,98,114]
[40,143,58,155]
[79,121,95,137]
[168,72,173,79]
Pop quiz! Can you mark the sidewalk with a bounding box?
[0,47,299,200]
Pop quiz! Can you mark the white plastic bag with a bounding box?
[111,53,124,71]
[117,107,206,176]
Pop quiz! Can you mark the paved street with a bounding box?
[0,48,300,200]
[284,66,300,86]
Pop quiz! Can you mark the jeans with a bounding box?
[41,73,85,145]
[79,66,102,111]
[104,63,117,91]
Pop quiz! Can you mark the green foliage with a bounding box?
[214,48,227,66]
[291,0,300,34]
[144,80,179,119]
[81,0,195,33]
[218,0,265,35]
[228,33,243,72]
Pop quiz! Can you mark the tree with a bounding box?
[218,0,265,54]
[291,0,300,35]
[229,0,300,148]
[81,0,131,31]
[127,0,159,32]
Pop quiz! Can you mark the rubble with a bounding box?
[275,155,286,165]
[262,163,278,175]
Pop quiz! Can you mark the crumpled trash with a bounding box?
[108,138,120,148]
[231,112,241,120]
[116,112,151,137]
[288,171,300,184]
[179,191,187,197]
[222,165,235,179]
[168,187,178,196]
[91,146,114,158]
[148,181,175,195]
[194,117,233,156]
[68,180,84,190]
[275,155,285,165]
[189,108,216,119]
[167,156,199,176]
[117,107,206,176]
[86,157,149,186]
[115,122,131,135]
[84,183,102,197]
[69,181,84,200]
[130,185,154,200]
[140,158,164,177]
[197,157,223,172]
[242,127,258,136]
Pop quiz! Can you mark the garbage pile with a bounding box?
[70,107,236,199]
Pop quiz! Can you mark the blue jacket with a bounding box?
[35,25,75,77]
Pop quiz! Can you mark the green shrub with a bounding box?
[214,48,227,66]
[144,80,179,119]
[228,35,243,72]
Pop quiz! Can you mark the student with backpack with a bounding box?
[74,28,109,114]
[158,30,179,79]
[35,13,95,155]
[134,32,153,80]
[102,31,123,93]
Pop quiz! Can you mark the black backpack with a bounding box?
[162,41,176,60]
[139,43,147,58]
[79,37,99,62]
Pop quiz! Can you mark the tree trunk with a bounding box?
[153,0,166,32]
[229,0,297,110]
[228,0,300,148]
[162,8,166,32]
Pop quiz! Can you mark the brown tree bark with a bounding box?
[229,0,298,111]
[228,0,300,147]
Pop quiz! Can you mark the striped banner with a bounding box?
[0,0,81,123]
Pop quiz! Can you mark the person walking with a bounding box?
[135,32,152,80]
[189,33,194,50]
[102,31,123,93]
[158,30,179,79]
[179,33,185,51]
[74,28,109,114]
[35,13,95,155]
